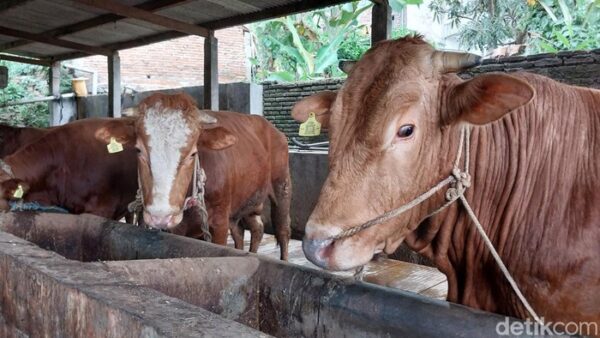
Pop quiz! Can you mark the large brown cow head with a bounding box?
[295,36,534,271]
[96,93,236,229]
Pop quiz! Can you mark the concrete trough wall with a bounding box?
[0,212,527,337]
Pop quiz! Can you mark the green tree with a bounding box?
[429,0,600,54]
[0,62,50,127]
[249,0,423,82]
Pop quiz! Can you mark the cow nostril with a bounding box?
[302,238,334,269]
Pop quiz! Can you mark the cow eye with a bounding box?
[135,147,141,154]
[397,124,415,139]
[190,152,197,158]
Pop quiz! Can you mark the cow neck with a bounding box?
[329,125,543,325]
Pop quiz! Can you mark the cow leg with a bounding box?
[210,213,230,246]
[230,220,244,250]
[245,214,264,253]
[271,174,291,261]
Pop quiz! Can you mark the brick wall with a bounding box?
[68,27,247,92]
[263,49,600,142]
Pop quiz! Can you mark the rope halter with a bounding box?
[128,154,212,242]
[330,126,543,325]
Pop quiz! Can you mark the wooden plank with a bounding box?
[72,0,210,37]
[231,233,447,299]
[203,32,219,110]
[0,26,111,56]
[49,61,61,126]
[0,0,190,53]
[0,0,33,12]
[0,53,52,66]
[364,261,446,294]
[371,0,392,44]
[419,280,448,300]
[108,52,121,118]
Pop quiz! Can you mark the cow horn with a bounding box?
[432,51,482,73]
[197,110,217,124]
[339,60,357,74]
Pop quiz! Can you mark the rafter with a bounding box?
[51,0,354,61]
[0,53,52,66]
[0,26,112,56]
[0,0,189,53]
[71,0,209,37]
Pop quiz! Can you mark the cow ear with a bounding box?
[291,91,336,129]
[94,119,136,147]
[0,179,29,201]
[445,73,534,125]
[198,126,237,150]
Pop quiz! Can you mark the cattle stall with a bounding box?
[0,211,530,337]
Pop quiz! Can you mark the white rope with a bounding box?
[458,194,543,324]
[332,126,543,325]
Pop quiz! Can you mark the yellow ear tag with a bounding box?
[298,112,321,137]
[107,137,124,154]
[13,184,23,199]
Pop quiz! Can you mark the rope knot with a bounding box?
[446,167,471,201]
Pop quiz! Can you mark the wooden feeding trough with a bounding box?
[0,212,524,337]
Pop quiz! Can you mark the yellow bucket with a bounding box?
[71,78,88,97]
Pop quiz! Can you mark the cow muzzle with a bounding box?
[302,238,334,269]
[143,210,183,230]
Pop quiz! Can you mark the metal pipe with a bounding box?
[0,93,75,108]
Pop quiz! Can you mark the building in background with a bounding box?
[68,26,250,93]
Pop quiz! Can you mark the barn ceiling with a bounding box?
[0,0,350,65]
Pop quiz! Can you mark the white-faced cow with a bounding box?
[294,36,600,329]
[96,93,291,260]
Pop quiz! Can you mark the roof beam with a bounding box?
[0,0,33,12]
[71,0,210,37]
[0,26,112,56]
[203,0,353,30]
[0,53,52,66]
[0,0,190,53]
[51,0,355,61]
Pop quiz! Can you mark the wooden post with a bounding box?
[203,31,218,110]
[371,1,392,45]
[49,61,61,126]
[108,51,121,118]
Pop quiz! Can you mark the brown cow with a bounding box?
[95,93,291,260]
[0,124,50,158]
[294,36,600,330]
[0,118,138,219]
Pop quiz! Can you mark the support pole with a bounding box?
[108,51,121,117]
[371,1,392,45]
[49,61,61,126]
[203,31,218,110]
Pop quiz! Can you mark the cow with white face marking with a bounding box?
[96,93,291,260]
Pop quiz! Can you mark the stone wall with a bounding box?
[262,78,344,144]
[263,49,600,141]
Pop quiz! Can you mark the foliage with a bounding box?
[428,0,530,52]
[250,0,423,82]
[0,61,50,127]
[0,61,76,127]
[429,0,600,54]
[527,0,600,52]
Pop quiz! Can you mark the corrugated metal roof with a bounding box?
[0,0,350,64]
